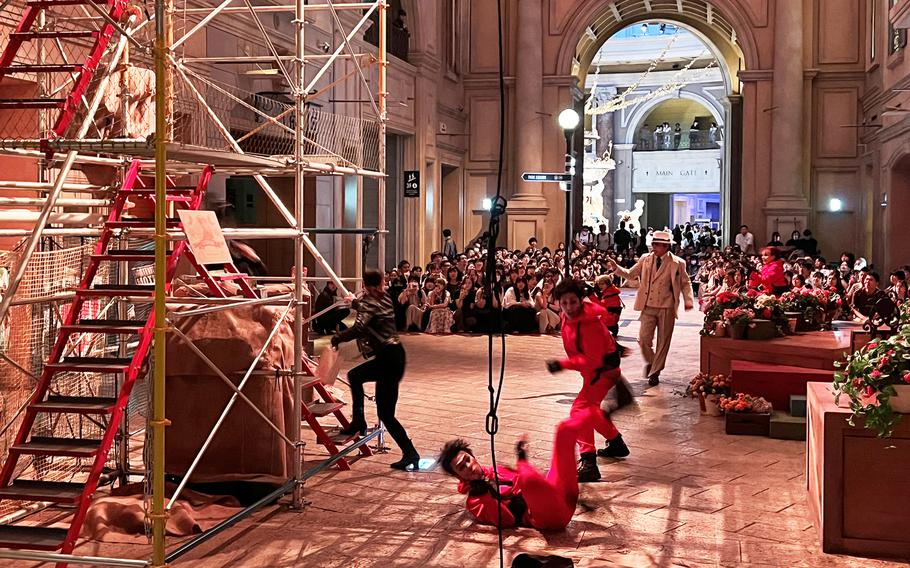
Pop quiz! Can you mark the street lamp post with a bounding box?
[558,108,580,280]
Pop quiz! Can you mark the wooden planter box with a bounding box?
[725,411,771,436]
[747,319,777,340]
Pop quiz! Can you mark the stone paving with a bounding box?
[11,297,909,567]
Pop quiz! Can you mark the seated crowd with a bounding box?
[309,223,908,336]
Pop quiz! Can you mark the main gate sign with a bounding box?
[631,150,722,193]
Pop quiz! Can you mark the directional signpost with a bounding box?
[521,172,572,183]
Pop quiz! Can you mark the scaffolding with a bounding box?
[0,0,389,565]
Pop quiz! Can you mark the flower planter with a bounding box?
[714,321,727,337]
[747,319,777,340]
[704,394,723,416]
[729,322,748,340]
[892,385,910,414]
[784,312,801,333]
[725,411,771,436]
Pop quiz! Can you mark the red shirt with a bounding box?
[588,287,622,327]
[559,302,618,378]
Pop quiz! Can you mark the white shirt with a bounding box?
[596,232,611,251]
[735,232,755,254]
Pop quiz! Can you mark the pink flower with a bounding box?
[880,357,890,367]
[860,386,881,408]
[903,372,910,384]
[871,369,882,379]
[868,342,878,350]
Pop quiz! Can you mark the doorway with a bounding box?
[440,164,464,253]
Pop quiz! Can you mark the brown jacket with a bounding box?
[612,252,695,318]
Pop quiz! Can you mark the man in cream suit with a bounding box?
[607,231,694,386]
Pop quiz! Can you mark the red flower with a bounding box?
[871,369,882,379]
[880,357,890,367]
[868,342,878,350]
[903,372,910,384]
[864,386,876,397]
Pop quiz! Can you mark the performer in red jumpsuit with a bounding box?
[750,246,789,295]
[439,418,583,531]
[546,280,630,482]
[589,274,623,338]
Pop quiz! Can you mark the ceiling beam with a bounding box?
[609,2,622,22]
[706,4,714,24]
[677,0,684,13]
[643,0,652,12]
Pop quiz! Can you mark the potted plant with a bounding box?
[833,324,910,438]
[780,289,826,331]
[701,290,745,336]
[679,372,731,416]
[720,393,773,436]
[723,307,755,340]
[750,294,787,339]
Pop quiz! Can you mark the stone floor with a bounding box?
[9,299,909,567]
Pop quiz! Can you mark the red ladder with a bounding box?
[0,160,221,558]
[0,0,128,137]
[301,356,372,471]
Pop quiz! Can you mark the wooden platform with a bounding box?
[807,382,910,558]
[700,330,852,376]
[730,360,834,411]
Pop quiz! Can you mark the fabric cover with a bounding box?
[165,304,296,483]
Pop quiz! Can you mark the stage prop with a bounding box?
[700,330,851,377]
[729,360,834,412]
[165,303,297,484]
[807,382,910,559]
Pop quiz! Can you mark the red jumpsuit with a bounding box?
[558,302,621,454]
[589,286,622,335]
[458,418,582,530]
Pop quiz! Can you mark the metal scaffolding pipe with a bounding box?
[0,12,142,327]
[0,550,148,567]
[166,302,294,509]
[177,2,377,15]
[0,181,108,192]
[0,197,112,207]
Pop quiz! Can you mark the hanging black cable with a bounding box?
[482,0,508,566]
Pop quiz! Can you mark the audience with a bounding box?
[338,223,908,337]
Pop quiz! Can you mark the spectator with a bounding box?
[535,279,561,334]
[801,229,819,256]
[735,225,755,255]
[503,278,537,333]
[425,278,454,334]
[614,221,632,253]
[888,270,908,304]
[785,230,802,249]
[595,224,611,252]
[767,232,783,247]
[312,281,351,335]
[851,271,887,322]
[590,274,623,337]
[453,279,477,332]
[442,228,457,260]
[752,246,789,295]
[398,275,427,331]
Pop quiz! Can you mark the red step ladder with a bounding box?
[300,356,372,471]
[0,159,253,559]
[0,0,127,137]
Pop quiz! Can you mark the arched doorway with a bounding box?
[560,0,751,243]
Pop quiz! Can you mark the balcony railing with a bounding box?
[635,130,721,151]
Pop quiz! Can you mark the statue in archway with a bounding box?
[617,199,645,235]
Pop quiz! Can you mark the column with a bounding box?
[511,0,545,204]
[506,0,548,249]
[766,0,809,234]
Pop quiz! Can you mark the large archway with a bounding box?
[558,0,754,242]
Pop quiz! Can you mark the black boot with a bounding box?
[577,452,601,483]
[338,418,367,437]
[390,449,420,471]
[647,374,660,387]
[597,433,630,458]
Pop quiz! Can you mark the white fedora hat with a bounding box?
[651,230,672,244]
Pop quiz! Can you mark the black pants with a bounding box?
[347,343,416,455]
[314,308,350,335]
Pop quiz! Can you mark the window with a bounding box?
[443,0,460,75]
[890,22,907,54]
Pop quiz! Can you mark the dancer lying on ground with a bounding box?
[439,419,584,531]
[546,279,630,484]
